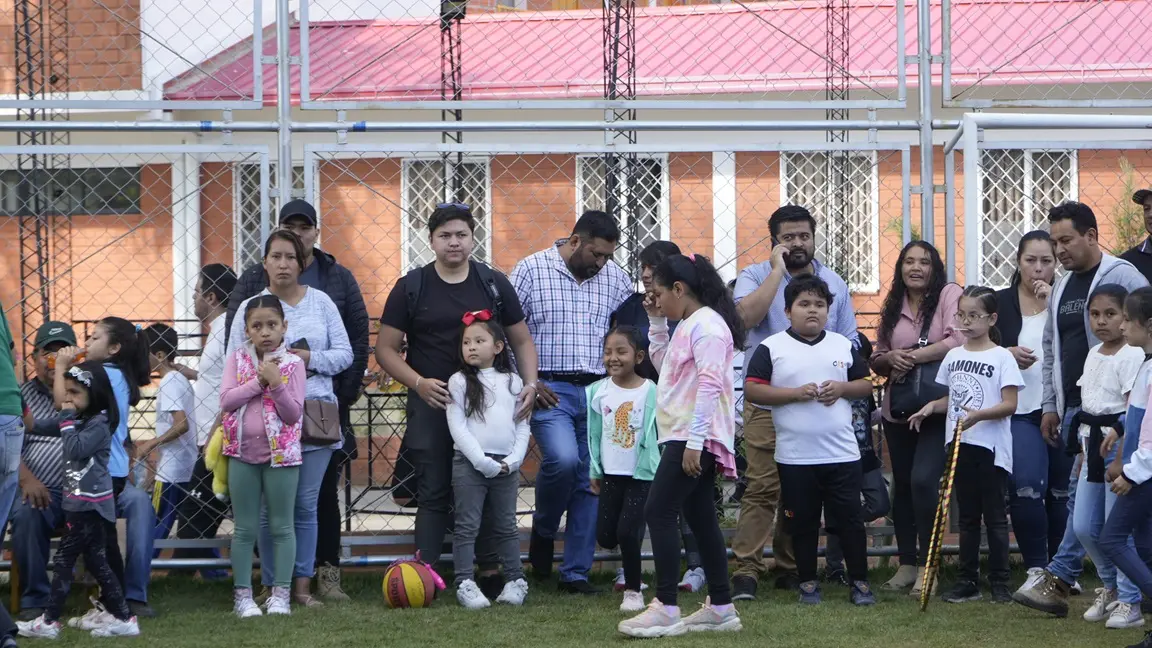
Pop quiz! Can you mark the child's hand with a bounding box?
[499,462,510,476]
[907,402,936,431]
[590,478,601,495]
[643,293,663,318]
[1102,430,1120,457]
[682,448,702,477]
[1112,474,1134,495]
[1106,461,1123,484]
[793,383,819,403]
[55,346,84,370]
[816,380,844,406]
[258,360,281,388]
[959,405,983,429]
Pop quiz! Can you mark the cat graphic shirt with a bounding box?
[598,380,654,476]
[935,345,1025,472]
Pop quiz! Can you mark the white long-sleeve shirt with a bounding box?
[446,368,530,478]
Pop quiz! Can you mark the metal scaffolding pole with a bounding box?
[604,0,639,276]
[440,0,466,202]
[825,0,851,277]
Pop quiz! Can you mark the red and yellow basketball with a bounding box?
[382,560,439,608]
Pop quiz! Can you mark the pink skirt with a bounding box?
[705,440,739,480]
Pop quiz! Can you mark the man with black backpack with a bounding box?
[377,203,539,598]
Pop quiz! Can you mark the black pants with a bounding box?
[102,477,128,608]
[645,442,731,607]
[0,604,14,640]
[955,444,1011,584]
[778,460,868,584]
[316,452,344,567]
[51,511,131,624]
[597,475,651,591]
[884,416,946,566]
[172,455,228,564]
[679,515,702,570]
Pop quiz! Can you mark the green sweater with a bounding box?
[0,306,22,416]
[587,378,660,481]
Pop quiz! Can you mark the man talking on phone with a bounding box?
[728,205,859,601]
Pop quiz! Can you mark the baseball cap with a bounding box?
[278,199,317,226]
[1133,189,1152,206]
[34,322,77,349]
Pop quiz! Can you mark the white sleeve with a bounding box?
[1120,349,1145,396]
[1001,350,1026,389]
[934,352,951,386]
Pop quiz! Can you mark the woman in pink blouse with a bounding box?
[870,241,964,595]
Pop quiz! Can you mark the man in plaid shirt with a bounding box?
[511,211,634,594]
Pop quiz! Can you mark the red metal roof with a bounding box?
[163,0,1152,103]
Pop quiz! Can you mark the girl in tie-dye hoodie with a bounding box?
[617,253,745,640]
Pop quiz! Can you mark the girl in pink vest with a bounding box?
[220,295,306,618]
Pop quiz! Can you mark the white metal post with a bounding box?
[712,152,738,283]
[918,0,934,245]
[962,115,981,283]
[276,0,293,214]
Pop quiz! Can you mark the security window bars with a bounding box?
[0,168,141,216]
[979,149,1077,287]
[401,159,491,272]
[235,164,304,271]
[576,155,668,273]
[781,152,879,292]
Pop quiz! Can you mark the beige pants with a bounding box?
[730,404,795,578]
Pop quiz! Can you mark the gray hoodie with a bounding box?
[1042,253,1150,417]
[60,410,116,524]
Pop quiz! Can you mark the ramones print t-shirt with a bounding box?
[935,345,1025,472]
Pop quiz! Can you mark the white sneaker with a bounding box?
[68,599,113,630]
[620,590,645,613]
[1017,567,1045,595]
[266,587,292,616]
[456,579,491,609]
[90,616,140,638]
[613,567,648,592]
[495,579,528,606]
[1105,601,1146,629]
[679,567,706,593]
[234,589,264,619]
[618,599,686,638]
[682,597,743,633]
[17,615,61,639]
[1085,587,1118,622]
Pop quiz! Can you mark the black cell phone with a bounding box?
[290,338,310,351]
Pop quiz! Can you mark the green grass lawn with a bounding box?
[30,566,1141,648]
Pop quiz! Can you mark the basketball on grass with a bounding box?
[383,560,439,608]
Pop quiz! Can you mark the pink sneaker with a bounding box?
[682,597,742,633]
[617,599,686,638]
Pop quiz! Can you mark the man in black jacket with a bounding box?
[224,199,370,599]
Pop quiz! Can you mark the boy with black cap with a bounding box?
[18,322,77,516]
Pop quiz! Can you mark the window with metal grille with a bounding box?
[234,164,305,271]
[0,168,141,216]
[978,149,1077,287]
[401,158,491,272]
[781,152,879,292]
[575,155,668,272]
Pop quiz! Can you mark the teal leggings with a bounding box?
[229,459,299,589]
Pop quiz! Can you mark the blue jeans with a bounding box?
[151,480,189,558]
[0,416,24,535]
[1009,415,1075,568]
[1100,479,1152,599]
[13,484,155,606]
[260,446,333,583]
[1073,447,1141,603]
[530,380,596,583]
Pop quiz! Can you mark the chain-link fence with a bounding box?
[2,0,1151,575]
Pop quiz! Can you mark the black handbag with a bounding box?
[887,315,948,420]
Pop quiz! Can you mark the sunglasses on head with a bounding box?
[436,202,471,211]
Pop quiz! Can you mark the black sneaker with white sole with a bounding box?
[731,575,758,602]
[942,581,982,603]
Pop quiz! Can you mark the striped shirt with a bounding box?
[20,379,63,490]
[510,242,633,374]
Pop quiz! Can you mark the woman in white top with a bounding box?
[994,231,1060,572]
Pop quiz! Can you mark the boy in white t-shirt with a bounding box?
[910,286,1024,605]
[743,275,875,606]
[139,324,198,552]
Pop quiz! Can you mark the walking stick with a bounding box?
[920,418,965,612]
